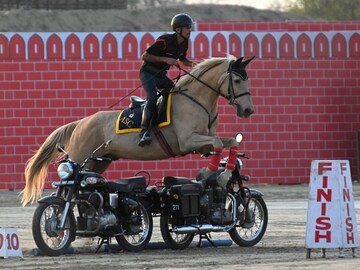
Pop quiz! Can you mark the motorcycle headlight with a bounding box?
[57,162,74,179]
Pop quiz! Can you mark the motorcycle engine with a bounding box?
[86,211,117,231]
[209,187,233,225]
[78,191,117,232]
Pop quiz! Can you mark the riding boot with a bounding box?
[138,108,153,147]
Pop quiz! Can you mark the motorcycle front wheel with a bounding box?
[115,199,153,252]
[32,201,76,256]
[160,213,195,250]
[228,195,268,247]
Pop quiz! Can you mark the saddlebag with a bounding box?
[171,184,202,217]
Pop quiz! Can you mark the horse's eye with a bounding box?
[234,79,241,84]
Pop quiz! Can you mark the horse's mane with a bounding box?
[177,55,237,87]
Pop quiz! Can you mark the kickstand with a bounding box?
[197,233,216,247]
[96,236,111,253]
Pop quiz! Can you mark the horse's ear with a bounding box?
[242,56,255,67]
[235,57,244,64]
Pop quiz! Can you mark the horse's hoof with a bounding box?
[216,171,231,189]
[196,167,211,181]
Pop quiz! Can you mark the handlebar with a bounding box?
[53,140,113,167]
[237,153,250,159]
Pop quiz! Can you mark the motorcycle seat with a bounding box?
[108,176,147,193]
[162,176,202,187]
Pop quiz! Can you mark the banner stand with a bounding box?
[306,247,357,258]
[305,160,359,259]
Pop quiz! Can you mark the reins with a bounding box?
[176,61,251,104]
[176,65,227,99]
[108,59,249,109]
[173,60,251,130]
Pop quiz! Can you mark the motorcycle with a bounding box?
[146,134,268,250]
[32,140,153,256]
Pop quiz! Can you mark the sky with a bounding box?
[185,0,289,10]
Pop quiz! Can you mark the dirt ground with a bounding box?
[1,183,360,269]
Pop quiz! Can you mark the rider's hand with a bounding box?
[165,57,178,66]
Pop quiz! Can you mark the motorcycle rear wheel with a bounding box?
[160,213,195,250]
[228,195,268,247]
[115,199,153,252]
[32,201,76,256]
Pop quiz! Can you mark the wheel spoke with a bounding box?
[39,205,70,250]
[33,202,74,256]
[229,196,268,247]
[115,200,153,251]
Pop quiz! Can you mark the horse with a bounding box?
[21,55,255,206]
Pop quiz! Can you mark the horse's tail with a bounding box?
[21,120,80,206]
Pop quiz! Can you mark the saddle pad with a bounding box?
[116,94,172,134]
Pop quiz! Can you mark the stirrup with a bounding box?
[138,131,152,147]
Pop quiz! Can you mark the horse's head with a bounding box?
[218,56,255,118]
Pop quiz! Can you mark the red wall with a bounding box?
[1,21,360,190]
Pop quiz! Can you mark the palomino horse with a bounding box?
[21,55,254,206]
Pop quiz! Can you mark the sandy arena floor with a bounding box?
[0,183,359,269]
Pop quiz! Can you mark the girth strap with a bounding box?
[152,125,177,158]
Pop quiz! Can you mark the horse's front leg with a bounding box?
[193,137,239,189]
[178,133,225,154]
[219,137,238,148]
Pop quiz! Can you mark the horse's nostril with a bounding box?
[244,108,254,117]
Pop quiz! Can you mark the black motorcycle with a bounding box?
[147,134,268,250]
[32,140,153,256]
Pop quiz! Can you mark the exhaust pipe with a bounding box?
[171,194,238,234]
[172,224,228,234]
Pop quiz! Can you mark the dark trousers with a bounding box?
[139,67,174,114]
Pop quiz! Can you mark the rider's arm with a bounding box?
[142,52,178,66]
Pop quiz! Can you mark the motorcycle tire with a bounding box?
[32,201,76,256]
[160,213,195,250]
[228,195,268,247]
[115,198,153,252]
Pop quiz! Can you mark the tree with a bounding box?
[285,0,360,20]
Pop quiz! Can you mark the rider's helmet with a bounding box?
[171,13,194,31]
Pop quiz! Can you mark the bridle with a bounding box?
[216,60,251,105]
[177,60,250,104]
[174,60,251,129]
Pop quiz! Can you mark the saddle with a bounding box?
[129,96,146,109]
[116,93,172,134]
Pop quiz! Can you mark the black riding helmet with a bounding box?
[171,13,194,31]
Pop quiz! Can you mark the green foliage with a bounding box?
[286,0,360,20]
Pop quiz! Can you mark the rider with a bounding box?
[138,13,196,147]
